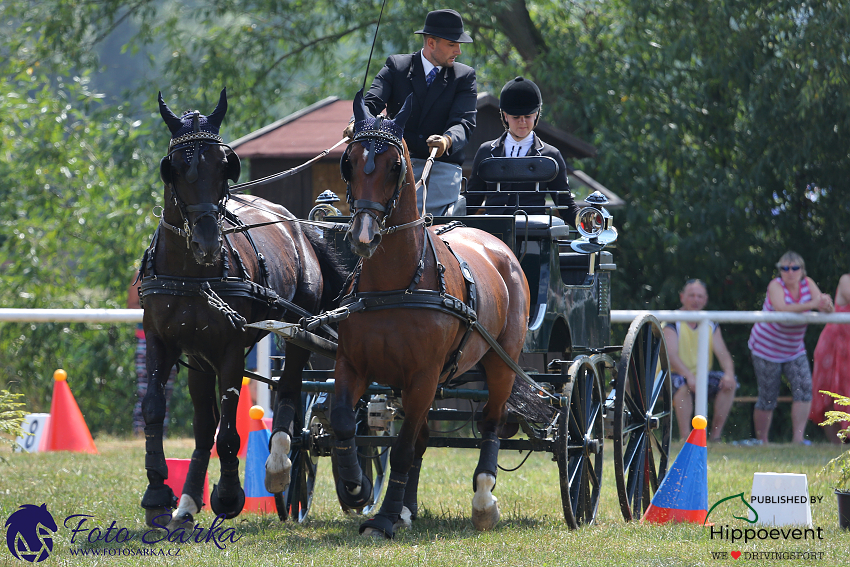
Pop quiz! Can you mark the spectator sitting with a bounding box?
[663,279,738,441]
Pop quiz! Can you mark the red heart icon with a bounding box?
[731,551,742,559]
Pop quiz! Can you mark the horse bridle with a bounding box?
[341,118,423,235]
[160,122,233,249]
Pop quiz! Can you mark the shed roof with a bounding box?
[230,96,349,159]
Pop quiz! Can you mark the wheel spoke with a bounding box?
[645,439,658,490]
[623,388,644,425]
[622,428,644,471]
[626,435,646,511]
[647,370,666,415]
[650,430,669,464]
[627,359,646,413]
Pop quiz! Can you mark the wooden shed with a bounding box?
[230,94,623,218]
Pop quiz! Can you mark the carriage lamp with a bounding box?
[308,190,343,221]
[577,207,605,239]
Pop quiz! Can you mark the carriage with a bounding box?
[247,148,673,529]
[142,89,671,535]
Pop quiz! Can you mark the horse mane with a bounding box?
[303,228,348,311]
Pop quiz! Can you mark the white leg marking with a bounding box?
[227,387,240,396]
[393,506,413,531]
[166,494,199,531]
[264,431,292,493]
[471,472,500,531]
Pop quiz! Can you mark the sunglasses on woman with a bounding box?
[779,265,801,272]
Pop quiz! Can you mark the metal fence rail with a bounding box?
[4,308,850,417]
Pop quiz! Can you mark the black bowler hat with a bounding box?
[414,9,473,43]
[499,77,542,115]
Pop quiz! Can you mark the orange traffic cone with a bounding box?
[243,406,275,513]
[642,415,708,524]
[44,369,98,454]
[212,377,253,458]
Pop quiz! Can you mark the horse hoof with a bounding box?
[335,475,373,510]
[265,432,292,493]
[359,515,394,539]
[144,508,172,529]
[472,473,500,531]
[166,495,199,530]
[471,501,500,531]
[210,483,245,519]
[393,506,412,531]
[361,527,389,539]
[166,511,194,532]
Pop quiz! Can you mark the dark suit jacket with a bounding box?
[364,51,477,165]
[466,131,579,226]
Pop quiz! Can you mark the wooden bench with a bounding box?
[734,396,793,403]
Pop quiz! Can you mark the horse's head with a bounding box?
[341,90,414,258]
[158,89,241,265]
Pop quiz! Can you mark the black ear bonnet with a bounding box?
[159,88,239,185]
[340,90,413,191]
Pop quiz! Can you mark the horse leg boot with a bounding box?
[331,404,372,508]
[210,426,245,519]
[360,471,408,539]
[472,431,500,531]
[166,450,209,530]
[401,457,423,524]
[140,422,177,527]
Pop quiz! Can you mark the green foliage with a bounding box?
[817,391,850,491]
[2,1,849,442]
[0,390,27,455]
[0,32,167,434]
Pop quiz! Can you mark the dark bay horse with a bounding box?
[330,92,530,538]
[139,89,343,528]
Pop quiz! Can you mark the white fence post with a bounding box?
[695,319,711,418]
[255,335,272,417]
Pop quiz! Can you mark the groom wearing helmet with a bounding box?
[466,76,579,227]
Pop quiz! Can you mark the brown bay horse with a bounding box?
[329,92,530,538]
[139,89,344,528]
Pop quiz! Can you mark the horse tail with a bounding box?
[304,227,348,312]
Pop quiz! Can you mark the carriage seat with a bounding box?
[515,214,566,239]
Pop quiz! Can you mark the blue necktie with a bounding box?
[425,67,438,87]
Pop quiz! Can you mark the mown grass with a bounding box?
[1,437,848,566]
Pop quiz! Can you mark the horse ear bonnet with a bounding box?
[341,90,408,187]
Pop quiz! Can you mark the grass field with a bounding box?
[1,437,848,566]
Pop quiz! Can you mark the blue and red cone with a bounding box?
[642,415,708,524]
[242,405,276,513]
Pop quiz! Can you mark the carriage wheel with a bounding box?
[612,313,672,521]
[332,403,390,515]
[281,392,319,523]
[556,357,604,529]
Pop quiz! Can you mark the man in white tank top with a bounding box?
[663,279,737,441]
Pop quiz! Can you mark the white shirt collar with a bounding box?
[505,132,535,157]
[420,51,441,77]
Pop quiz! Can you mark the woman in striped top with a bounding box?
[748,251,834,445]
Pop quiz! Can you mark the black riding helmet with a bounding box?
[499,76,542,129]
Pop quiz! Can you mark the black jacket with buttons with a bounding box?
[364,51,477,165]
